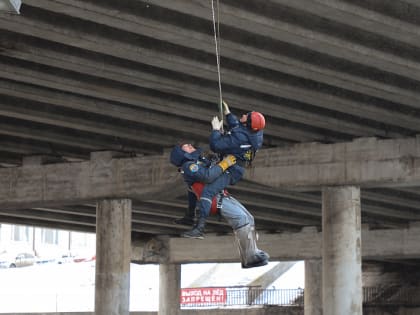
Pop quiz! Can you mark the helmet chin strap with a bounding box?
[246,112,253,129]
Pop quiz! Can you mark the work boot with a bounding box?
[174,215,195,226]
[182,216,206,239]
[234,224,270,269]
[174,206,196,226]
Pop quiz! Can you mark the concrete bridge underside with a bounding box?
[1,138,420,314]
[1,1,420,314]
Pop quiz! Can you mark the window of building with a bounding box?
[11,225,30,242]
[41,228,59,245]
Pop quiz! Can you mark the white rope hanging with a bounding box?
[210,0,224,124]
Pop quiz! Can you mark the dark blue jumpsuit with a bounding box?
[193,113,264,218]
[174,149,254,228]
[180,152,242,219]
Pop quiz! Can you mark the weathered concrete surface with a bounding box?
[165,227,321,263]
[182,308,303,315]
[133,225,420,263]
[364,308,420,315]
[95,199,132,315]
[3,306,420,315]
[246,136,420,190]
[362,222,420,260]
[3,137,420,209]
[0,313,156,315]
[0,153,180,209]
[363,262,420,287]
[0,309,302,315]
[322,186,362,315]
[0,308,303,315]
[304,259,322,315]
[159,263,181,315]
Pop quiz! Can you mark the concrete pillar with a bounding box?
[159,263,181,315]
[95,199,132,315]
[304,259,322,315]
[322,186,362,315]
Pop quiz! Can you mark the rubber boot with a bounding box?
[174,207,195,226]
[234,224,269,268]
[182,216,206,239]
[253,230,270,261]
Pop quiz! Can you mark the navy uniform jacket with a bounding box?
[209,113,262,182]
[209,113,263,162]
[181,158,228,217]
[181,159,224,186]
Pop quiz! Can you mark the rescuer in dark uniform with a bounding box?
[210,101,265,169]
[170,143,269,268]
[178,102,266,240]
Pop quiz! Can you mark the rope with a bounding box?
[210,0,224,124]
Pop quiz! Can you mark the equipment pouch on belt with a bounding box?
[237,142,255,167]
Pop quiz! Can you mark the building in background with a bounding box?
[0,223,95,261]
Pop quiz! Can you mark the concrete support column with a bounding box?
[322,186,362,315]
[304,259,322,315]
[159,263,181,315]
[95,198,132,315]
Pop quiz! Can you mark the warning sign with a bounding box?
[180,287,227,304]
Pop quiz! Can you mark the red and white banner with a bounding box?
[180,287,227,304]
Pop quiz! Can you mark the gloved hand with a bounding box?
[218,154,236,171]
[222,100,230,115]
[211,116,223,130]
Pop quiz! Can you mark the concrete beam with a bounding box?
[2,136,420,208]
[246,136,420,189]
[0,151,180,209]
[134,225,420,263]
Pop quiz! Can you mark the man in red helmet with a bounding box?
[210,101,265,168]
[179,102,265,239]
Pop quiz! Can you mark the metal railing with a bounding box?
[363,286,419,306]
[181,286,419,308]
[181,287,303,308]
[229,288,303,306]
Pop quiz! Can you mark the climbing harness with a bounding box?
[210,0,224,125]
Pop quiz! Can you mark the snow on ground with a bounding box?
[0,261,303,312]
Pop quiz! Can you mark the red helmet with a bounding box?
[247,111,265,131]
